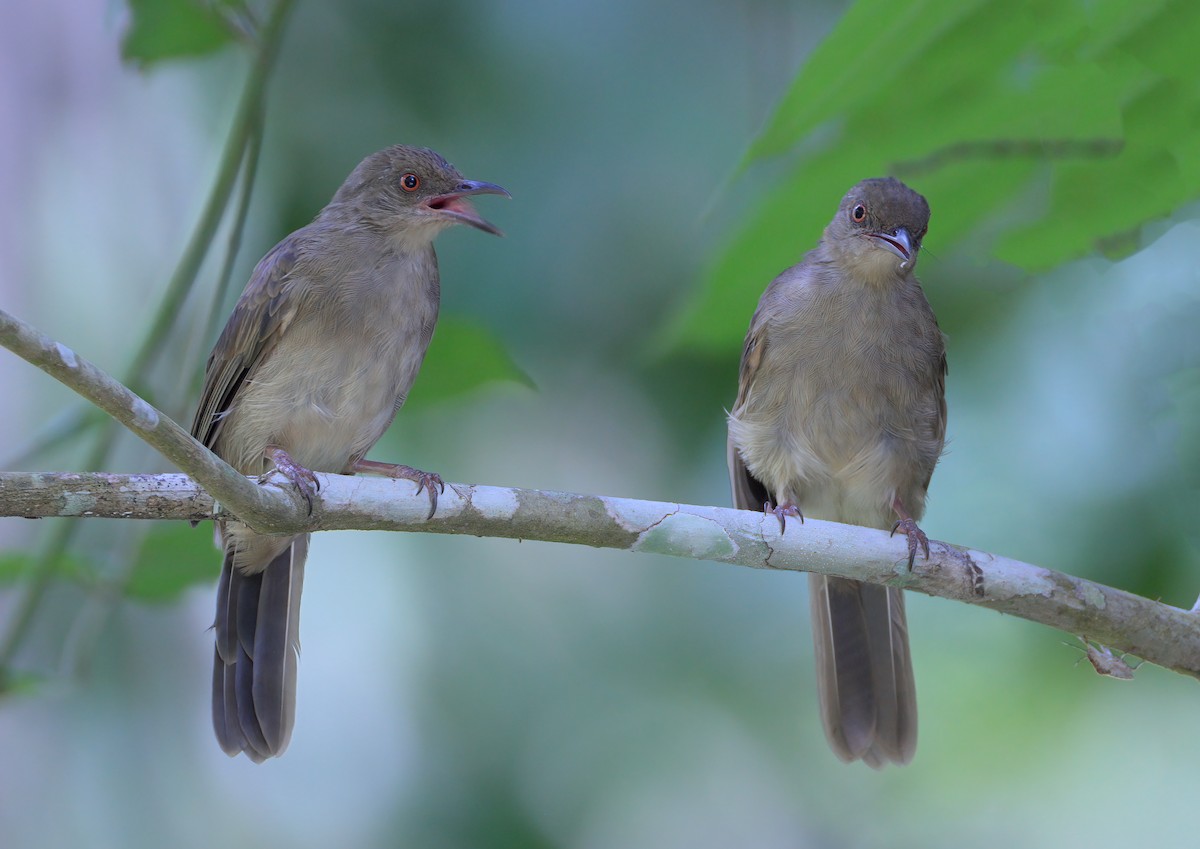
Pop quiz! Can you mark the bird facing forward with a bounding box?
[192,145,508,761]
[727,177,946,767]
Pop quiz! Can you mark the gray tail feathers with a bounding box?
[212,534,308,762]
[809,574,917,768]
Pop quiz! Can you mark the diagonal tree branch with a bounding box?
[0,307,298,531]
[0,0,297,672]
[2,307,1199,682]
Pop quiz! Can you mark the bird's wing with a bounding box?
[728,436,771,510]
[914,302,949,493]
[730,262,809,414]
[732,305,767,414]
[190,237,305,450]
[922,339,949,492]
[934,339,948,445]
[727,303,772,510]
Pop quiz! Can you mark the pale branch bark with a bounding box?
[0,307,296,530]
[2,469,1198,681]
[3,307,1199,682]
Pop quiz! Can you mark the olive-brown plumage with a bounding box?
[193,145,507,761]
[727,177,946,767]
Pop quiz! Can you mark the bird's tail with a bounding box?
[809,574,917,768]
[212,534,308,762]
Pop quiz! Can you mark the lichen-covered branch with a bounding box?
[3,306,1198,683]
[0,307,297,530]
[1,469,1197,681]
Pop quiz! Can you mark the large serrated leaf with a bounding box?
[668,0,1200,357]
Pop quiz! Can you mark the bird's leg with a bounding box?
[352,459,444,520]
[264,445,320,515]
[763,500,804,533]
[890,496,930,570]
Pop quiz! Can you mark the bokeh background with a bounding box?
[2,1,1199,847]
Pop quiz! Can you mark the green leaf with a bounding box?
[0,668,44,698]
[668,0,1200,357]
[0,553,31,585]
[405,317,535,410]
[127,524,220,603]
[0,536,214,605]
[122,0,239,67]
[0,551,86,585]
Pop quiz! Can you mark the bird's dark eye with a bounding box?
[851,204,868,223]
[400,173,420,192]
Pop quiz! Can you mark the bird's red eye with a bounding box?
[851,204,868,223]
[401,173,420,192]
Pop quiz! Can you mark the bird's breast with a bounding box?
[219,252,440,474]
[730,282,942,524]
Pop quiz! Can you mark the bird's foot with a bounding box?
[264,445,319,515]
[764,500,803,533]
[353,459,445,520]
[890,517,930,570]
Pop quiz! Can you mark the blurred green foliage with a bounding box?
[122,0,241,66]
[408,317,536,410]
[2,0,1199,848]
[0,551,87,587]
[127,525,220,602]
[0,532,215,604]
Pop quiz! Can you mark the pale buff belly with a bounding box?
[730,386,928,530]
[215,320,428,476]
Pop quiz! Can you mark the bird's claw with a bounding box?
[264,446,319,515]
[764,500,803,533]
[351,459,444,520]
[891,517,930,570]
[412,470,445,520]
[384,464,443,520]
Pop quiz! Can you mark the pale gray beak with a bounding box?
[869,227,913,261]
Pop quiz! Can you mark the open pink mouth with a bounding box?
[428,194,478,217]
[425,180,509,235]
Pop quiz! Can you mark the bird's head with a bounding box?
[824,177,930,284]
[330,145,510,245]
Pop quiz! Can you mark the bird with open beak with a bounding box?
[192,145,509,761]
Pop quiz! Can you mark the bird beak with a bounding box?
[426,180,511,236]
[868,227,913,261]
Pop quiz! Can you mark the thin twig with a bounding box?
[127,0,294,380]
